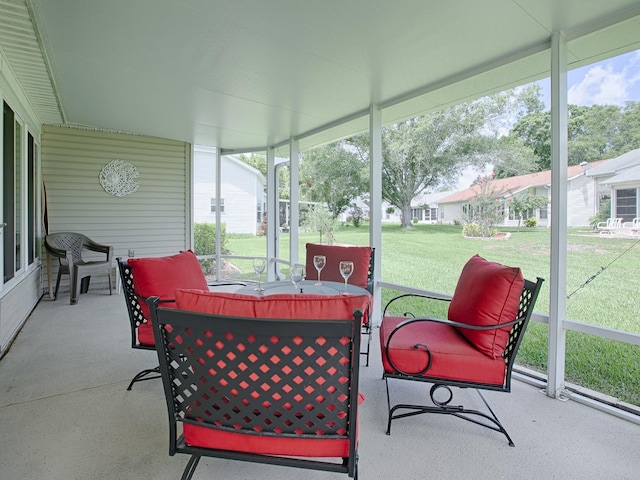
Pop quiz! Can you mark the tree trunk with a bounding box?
[401,204,413,228]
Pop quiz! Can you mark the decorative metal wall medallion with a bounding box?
[99,159,140,197]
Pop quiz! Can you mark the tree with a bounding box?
[510,100,640,171]
[300,141,368,218]
[508,193,548,230]
[491,135,540,178]
[462,174,506,237]
[378,92,516,228]
[303,204,340,244]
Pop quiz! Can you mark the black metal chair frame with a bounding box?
[45,232,113,304]
[361,247,375,367]
[381,277,544,446]
[305,246,375,367]
[149,298,363,480]
[116,257,164,390]
[117,256,252,390]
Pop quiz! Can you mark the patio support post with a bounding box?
[369,104,383,326]
[289,138,300,267]
[547,31,568,399]
[215,146,223,281]
[266,147,277,281]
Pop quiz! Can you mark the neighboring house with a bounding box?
[193,147,266,234]
[585,148,640,222]
[438,161,607,227]
[382,191,456,224]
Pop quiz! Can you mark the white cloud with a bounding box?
[568,51,640,106]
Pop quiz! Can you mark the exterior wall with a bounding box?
[567,175,597,226]
[0,268,40,356]
[193,151,264,235]
[440,202,465,224]
[41,126,190,294]
[0,50,44,356]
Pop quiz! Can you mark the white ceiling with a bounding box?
[5,0,640,153]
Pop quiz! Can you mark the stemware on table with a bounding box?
[253,258,266,292]
[313,255,326,286]
[290,265,305,293]
[339,261,354,294]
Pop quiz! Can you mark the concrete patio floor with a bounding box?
[1,289,639,479]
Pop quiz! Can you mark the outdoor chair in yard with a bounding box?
[116,250,209,390]
[149,289,367,479]
[45,232,113,305]
[597,217,622,235]
[305,243,375,366]
[380,254,543,446]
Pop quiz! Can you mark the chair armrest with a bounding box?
[84,238,114,262]
[44,242,69,259]
[382,292,452,318]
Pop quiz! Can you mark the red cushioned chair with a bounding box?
[116,251,210,390]
[380,255,543,446]
[149,292,365,479]
[305,243,375,366]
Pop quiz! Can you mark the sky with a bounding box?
[456,48,640,189]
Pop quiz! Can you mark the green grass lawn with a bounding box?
[225,223,640,406]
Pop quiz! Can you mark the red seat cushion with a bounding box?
[305,243,372,290]
[174,289,370,322]
[128,250,209,345]
[447,255,524,358]
[380,316,507,386]
[136,322,155,347]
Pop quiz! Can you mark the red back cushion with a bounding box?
[175,289,370,322]
[305,243,372,290]
[447,255,524,359]
[128,250,209,319]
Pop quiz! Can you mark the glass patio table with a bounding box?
[233,280,370,297]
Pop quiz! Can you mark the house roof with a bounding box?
[413,191,457,207]
[602,163,640,185]
[585,147,640,177]
[2,1,640,153]
[438,161,606,204]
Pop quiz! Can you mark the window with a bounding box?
[210,198,225,213]
[539,207,548,220]
[615,188,636,222]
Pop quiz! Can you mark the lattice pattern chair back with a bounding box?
[117,258,150,349]
[116,257,162,390]
[502,277,541,387]
[150,299,362,479]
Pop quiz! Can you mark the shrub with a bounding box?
[350,203,364,228]
[525,217,537,228]
[462,222,484,237]
[194,223,229,275]
[412,217,419,224]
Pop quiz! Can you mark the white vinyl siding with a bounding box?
[41,126,190,292]
[193,151,265,235]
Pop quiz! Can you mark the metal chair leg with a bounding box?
[126,366,161,390]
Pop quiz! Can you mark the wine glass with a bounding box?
[313,255,326,286]
[339,261,354,294]
[253,258,266,292]
[290,265,304,293]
